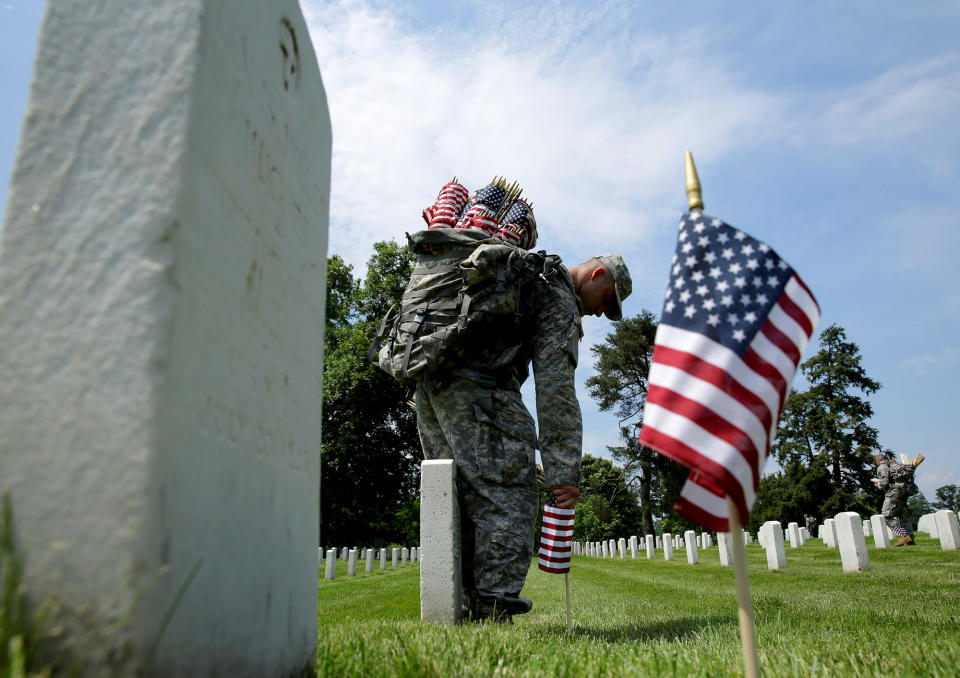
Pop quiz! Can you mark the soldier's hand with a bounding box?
[551,485,579,508]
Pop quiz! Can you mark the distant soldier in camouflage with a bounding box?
[416,253,631,622]
[873,450,925,546]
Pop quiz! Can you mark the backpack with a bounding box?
[369,228,558,387]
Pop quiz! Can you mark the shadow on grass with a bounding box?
[564,615,733,644]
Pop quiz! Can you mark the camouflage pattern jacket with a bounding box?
[518,264,583,489]
[876,459,918,503]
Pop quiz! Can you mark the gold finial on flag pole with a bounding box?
[685,150,704,212]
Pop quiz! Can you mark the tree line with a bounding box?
[320,242,959,545]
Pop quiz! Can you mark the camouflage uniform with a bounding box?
[416,264,582,603]
[875,459,917,538]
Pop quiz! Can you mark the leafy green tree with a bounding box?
[585,311,689,535]
[771,324,882,516]
[320,241,421,547]
[746,459,834,533]
[564,455,646,541]
[907,492,933,526]
[932,484,960,513]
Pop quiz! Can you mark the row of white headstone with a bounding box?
[917,510,960,549]
[319,546,420,580]
[760,509,960,574]
[579,530,726,565]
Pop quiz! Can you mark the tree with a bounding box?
[565,455,645,541]
[907,492,933,526]
[320,241,421,547]
[585,311,689,535]
[771,324,882,515]
[932,484,960,513]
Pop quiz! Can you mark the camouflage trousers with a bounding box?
[882,495,914,537]
[416,373,539,599]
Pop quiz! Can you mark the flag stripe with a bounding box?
[538,560,571,573]
[785,275,821,324]
[648,362,768,461]
[742,347,787,411]
[647,383,760,488]
[640,423,749,519]
[539,539,572,550]
[640,405,754,506]
[543,515,573,530]
[761,314,802,366]
[538,549,571,563]
[751,325,799,384]
[777,282,814,337]
[676,478,729,532]
[650,344,774,438]
[654,325,782,424]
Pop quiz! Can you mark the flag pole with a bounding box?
[686,150,759,677]
[727,495,760,678]
[564,571,572,633]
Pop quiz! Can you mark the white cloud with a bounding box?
[901,346,958,375]
[302,0,782,273]
[797,53,960,149]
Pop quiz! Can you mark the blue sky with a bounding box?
[3,1,958,502]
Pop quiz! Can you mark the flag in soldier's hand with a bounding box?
[538,503,575,574]
[639,211,820,532]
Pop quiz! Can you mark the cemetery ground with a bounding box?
[316,538,960,677]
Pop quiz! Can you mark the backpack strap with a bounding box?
[401,303,429,377]
[368,304,397,363]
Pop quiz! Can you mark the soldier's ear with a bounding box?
[588,266,607,282]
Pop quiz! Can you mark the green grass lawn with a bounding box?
[316,537,960,677]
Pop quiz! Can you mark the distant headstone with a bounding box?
[629,535,638,559]
[618,537,627,559]
[834,512,870,572]
[935,510,960,551]
[348,549,358,576]
[862,520,872,537]
[918,513,939,538]
[760,521,786,570]
[602,541,609,558]
[663,533,674,561]
[325,549,336,581]
[402,547,409,566]
[684,530,698,565]
[365,549,374,573]
[788,522,801,548]
[656,536,662,549]
[870,515,890,549]
[419,459,462,624]
[380,548,387,570]
[823,519,838,548]
[645,535,655,559]
[718,532,733,567]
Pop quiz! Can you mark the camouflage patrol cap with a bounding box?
[595,254,632,321]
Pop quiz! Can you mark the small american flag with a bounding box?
[538,503,575,574]
[638,212,820,531]
[456,183,506,234]
[422,181,469,229]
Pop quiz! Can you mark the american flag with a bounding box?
[638,212,820,532]
[456,183,506,234]
[496,198,538,250]
[538,503,575,574]
[422,181,469,229]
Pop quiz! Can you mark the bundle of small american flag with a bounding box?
[421,176,538,250]
[538,502,575,574]
[638,211,820,532]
